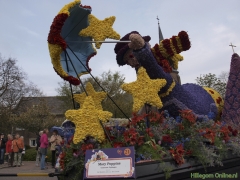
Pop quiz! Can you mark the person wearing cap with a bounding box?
[0,133,6,165]
[114,32,219,120]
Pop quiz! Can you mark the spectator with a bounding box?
[36,131,43,166]
[0,133,6,165]
[50,130,62,168]
[12,133,24,167]
[40,128,49,170]
[20,136,25,166]
[5,134,14,167]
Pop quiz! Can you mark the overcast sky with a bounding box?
[0,0,239,96]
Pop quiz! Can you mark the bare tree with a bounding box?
[0,54,43,134]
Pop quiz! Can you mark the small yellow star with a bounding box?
[65,96,112,144]
[121,67,167,112]
[73,82,106,110]
[79,14,120,49]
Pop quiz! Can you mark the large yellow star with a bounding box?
[73,82,106,110]
[121,67,167,112]
[79,14,120,49]
[65,96,112,144]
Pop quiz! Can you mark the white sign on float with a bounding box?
[86,158,133,178]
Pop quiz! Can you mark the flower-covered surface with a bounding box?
[48,0,97,85]
[203,87,224,118]
[57,109,240,180]
[79,14,120,49]
[121,67,167,112]
[65,96,112,144]
[222,53,240,125]
[73,82,106,110]
[151,31,191,70]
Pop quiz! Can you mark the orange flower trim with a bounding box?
[169,144,185,165]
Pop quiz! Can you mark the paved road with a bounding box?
[0,161,58,180]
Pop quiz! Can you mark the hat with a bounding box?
[114,31,151,66]
[0,133,4,135]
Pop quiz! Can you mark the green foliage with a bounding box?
[137,143,164,161]
[23,148,52,162]
[11,99,60,135]
[195,72,228,98]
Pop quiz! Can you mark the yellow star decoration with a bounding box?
[65,96,112,144]
[121,67,167,112]
[79,14,120,49]
[73,82,106,110]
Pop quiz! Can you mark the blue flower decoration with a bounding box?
[207,112,216,120]
[176,116,182,123]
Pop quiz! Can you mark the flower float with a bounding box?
[79,14,120,49]
[121,67,167,112]
[65,96,112,144]
[73,82,106,110]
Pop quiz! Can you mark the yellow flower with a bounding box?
[65,96,112,144]
[203,87,224,118]
[121,67,167,112]
[73,82,106,110]
[79,14,120,49]
[159,81,176,98]
[48,43,68,78]
[58,0,80,15]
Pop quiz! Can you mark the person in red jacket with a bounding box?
[5,134,14,167]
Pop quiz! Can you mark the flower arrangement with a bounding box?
[79,14,120,49]
[121,67,167,112]
[65,96,112,144]
[57,108,240,180]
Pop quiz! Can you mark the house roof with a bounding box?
[14,96,69,115]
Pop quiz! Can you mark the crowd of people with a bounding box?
[0,128,63,170]
[0,133,25,167]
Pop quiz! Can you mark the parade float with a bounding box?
[47,0,240,179]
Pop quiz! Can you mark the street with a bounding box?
[0,161,58,180]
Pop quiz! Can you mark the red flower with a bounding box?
[138,136,145,146]
[232,130,238,136]
[48,13,68,49]
[81,144,94,154]
[179,109,196,123]
[146,128,154,137]
[219,126,230,142]
[131,113,147,126]
[178,124,184,131]
[148,111,165,123]
[79,4,92,9]
[113,142,124,148]
[228,126,233,132]
[169,144,185,165]
[185,150,192,156]
[162,135,173,143]
[199,128,216,144]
